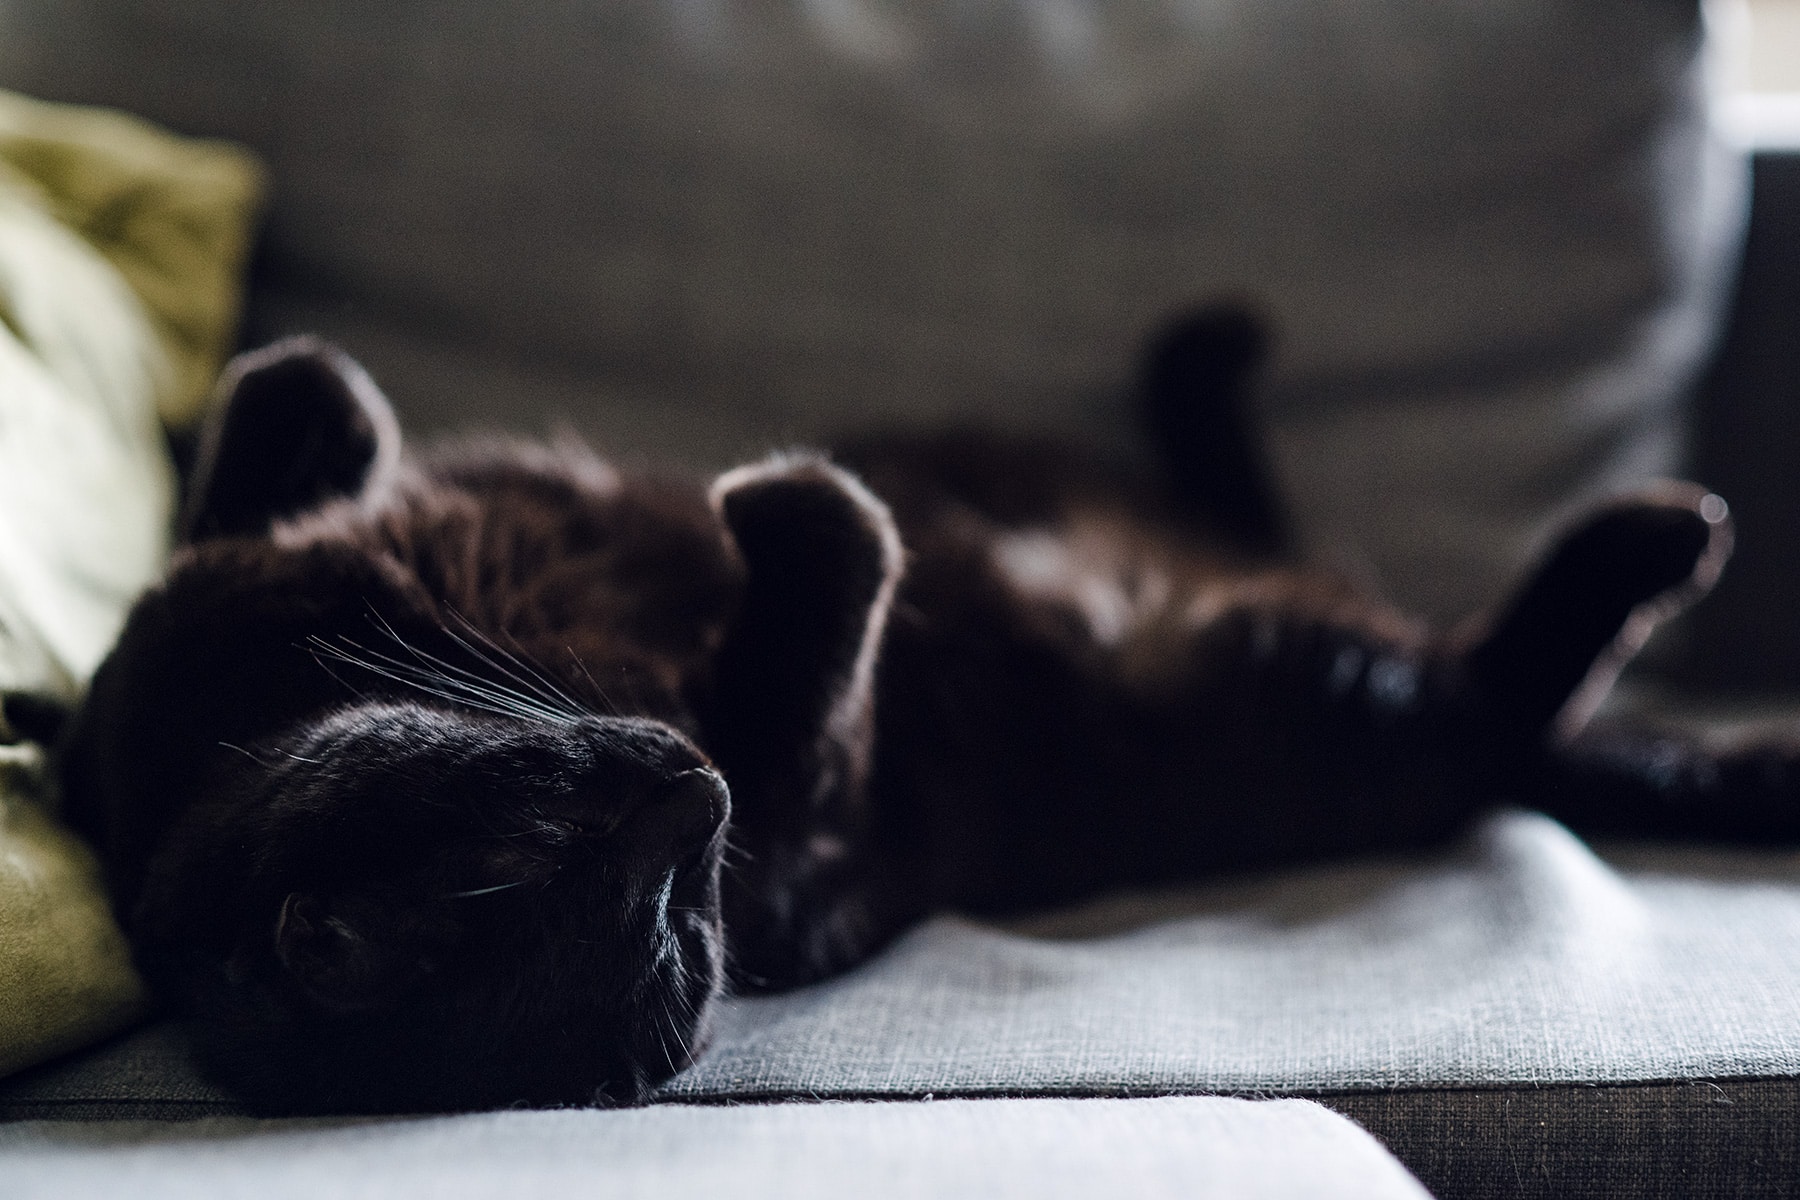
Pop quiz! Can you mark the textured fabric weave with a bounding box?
[0,0,1746,620]
[1326,1079,1800,1200]
[8,811,1799,1113]
[664,813,1800,1097]
[7,814,1800,1196]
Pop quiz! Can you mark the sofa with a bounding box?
[1,2,1799,1197]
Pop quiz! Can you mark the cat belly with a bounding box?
[871,518,1491,915]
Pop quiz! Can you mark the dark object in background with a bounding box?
[1678,151,1800,695]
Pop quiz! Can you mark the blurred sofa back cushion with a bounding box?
[0,0,1745,622]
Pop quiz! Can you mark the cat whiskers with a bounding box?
[565,647,619,718]
[438,608,609,719]
[388,608,592,722]
[216,741,326,768]
[651,993,680,1072]
[653,977,698,1072]
[434,880,530,900]
[716,829,756,875]
[305,615,589,727]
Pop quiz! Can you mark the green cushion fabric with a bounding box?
[0,88,262,1079]
[0,90,265,428]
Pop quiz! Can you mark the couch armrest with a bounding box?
[1675,149,1800,691]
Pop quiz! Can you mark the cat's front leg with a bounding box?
[699,454,920,988]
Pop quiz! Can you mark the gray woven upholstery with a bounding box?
[1327,1079,1800,1200]
[665,814,1800,1099]
[0,0,1743,620]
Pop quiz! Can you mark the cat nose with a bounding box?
[618,768,731,861]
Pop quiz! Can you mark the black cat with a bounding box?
[58,314,1794,1114]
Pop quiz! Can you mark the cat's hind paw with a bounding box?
[1458,482,1733,738]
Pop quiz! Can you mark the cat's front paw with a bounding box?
[710,453,904,617]
[705,454,904,820]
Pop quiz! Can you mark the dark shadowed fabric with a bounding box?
[1678,150,1800,690]
[1324,1079,1800,1200]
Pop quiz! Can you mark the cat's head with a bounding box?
[63,339,899,1113]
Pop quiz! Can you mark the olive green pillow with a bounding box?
[0,88,262,1077]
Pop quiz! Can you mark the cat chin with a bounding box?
[180,848,729,1114]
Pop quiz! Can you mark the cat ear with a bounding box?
[1456,483,1733,739]
[705,454,903,812]
[181,337,401,542]
[273,891,439,1015]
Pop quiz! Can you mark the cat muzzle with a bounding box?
[616,767,731,862]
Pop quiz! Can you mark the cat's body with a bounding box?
[59,317,1792,1114]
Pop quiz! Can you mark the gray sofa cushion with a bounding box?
[7,813,1800,1197]
[666,813,1800,1098]
[0,0,1745,623]
[0,1097,1434,1200]
[9,1048,1798,1198]
[7,812,1800,1096]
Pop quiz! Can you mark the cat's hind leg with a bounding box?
[1445,484,1800,844]
[1453,483,1733,741]
[1538,719,1800,843]
[1139,304,1291,557]
[1160,484,1737,865]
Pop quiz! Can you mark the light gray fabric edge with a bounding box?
[0,1097,1435,1200]
[664,812,1800,1098]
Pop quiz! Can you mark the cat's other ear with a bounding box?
[705,454,903,809]
[181,337,400,542]
[273,892,445,1015]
